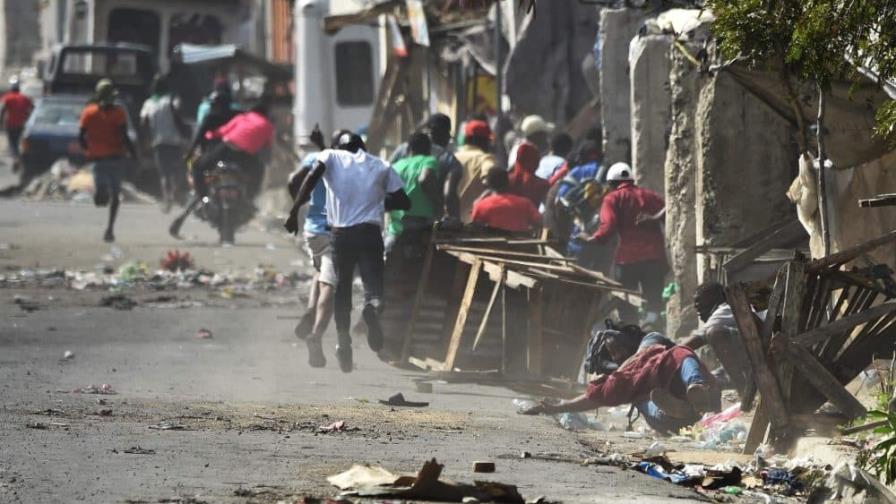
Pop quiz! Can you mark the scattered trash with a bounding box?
[195,328,214,340]
[95,409,113,416]
[556,412,604,431]
[319,420,359,433]
[148,421,188,431]
[61,350,75,361]
[472,461,495,473]
[121,446,155,455]
[13,295,40,312]
[825,461,896,503]
[698,403,742,428]
[25,422,48,430]
[61,384,116,395]
[161,250,195,272]
[328,459,525,502]
[644,442,666,457]
[379,393,429,408]
[623,431,645,439]
[511,399,537,413]
[100,294,137,310]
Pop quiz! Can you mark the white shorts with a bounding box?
[303,232,337,286]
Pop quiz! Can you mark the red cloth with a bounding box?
[547,161,569,186]
[471,192,541,233]
[508,142,549,207]
[2,92,32,128]
[585,345,712,406]
[591,182,665,264]
[208,111,273,155]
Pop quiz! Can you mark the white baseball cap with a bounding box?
[606,162,634,182]
[521,115,554,137]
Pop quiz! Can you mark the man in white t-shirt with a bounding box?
[286,133,410,372]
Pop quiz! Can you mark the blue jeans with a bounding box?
[636,357,707,434]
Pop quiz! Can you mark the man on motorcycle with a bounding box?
[170,101,273,238]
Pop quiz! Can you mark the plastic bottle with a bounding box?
[512,399,536,412]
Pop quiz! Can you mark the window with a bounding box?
[334,41,374,107]
[61,51,139,78]
[108,8,161,55]
[34,102,83,127]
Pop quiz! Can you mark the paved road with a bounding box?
[0,197,705,503]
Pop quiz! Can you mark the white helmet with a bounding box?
[606,162,634,182]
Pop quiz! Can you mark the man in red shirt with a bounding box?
[471,167,541,234]
[1,79,33,163]
[587,162,666,325]
[79,79,137,243]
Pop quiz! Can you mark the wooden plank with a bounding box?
[501,277,508,374]
[442,259,483,371]
[776,260,808,406]
[808,230,896,272]
[472,266,504,352]
[400,226,438,362]
[743,400,770,455]
[436,245,577,263]
[792,302,896,347]
[778,339,867,419]
[527,286,545,376]
[442,250,537,289]
[727,284,790,433]
[723,220,806,274]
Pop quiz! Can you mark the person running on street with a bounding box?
[507,141,549,208]
[584,162,666,325]
[285,133,410,373]
[79,79,137,243]
[140,76,190,212]
[1,78,33,167]
[289,125,335,368]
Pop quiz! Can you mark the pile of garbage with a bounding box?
[21,159,155,204]
[0,260,310,294]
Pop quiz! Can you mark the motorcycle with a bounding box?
[198,160,254,244]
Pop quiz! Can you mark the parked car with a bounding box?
[20,95,137,185]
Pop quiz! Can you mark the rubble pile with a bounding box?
[0,260,310,294]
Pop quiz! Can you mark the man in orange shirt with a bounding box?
[79,79,137,243]
[0,79,33,164]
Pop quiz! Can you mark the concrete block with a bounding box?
[598,7,649,165]
[630,34,672,194]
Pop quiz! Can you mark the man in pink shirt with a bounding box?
[172,101,274,237]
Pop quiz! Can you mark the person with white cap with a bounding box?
[507,114,553,167]
[584,162,666,326]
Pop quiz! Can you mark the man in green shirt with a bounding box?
[386,132,440,253]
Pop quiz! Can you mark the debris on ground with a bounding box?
[195,328,213,340]
[318,420,359,433]
[118,446,156,455]
[61,350,75,361]
[328,459,525,502]
[60,383,116,395]
[148,421,189,431]
[556,412,604,431]
[161,250,195,272]
[13,295,40,312]
[379,393,429,408]
[100,294,138,310]
[25,422,48,430]
[472,461,496,473]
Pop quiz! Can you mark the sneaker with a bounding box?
[306,339,326,368]
[649,388,695,419]
[103,229,115,243]
[294,311,315,340]
[335,345,353,373]
[686,383,712,415]
[362,304,384,352]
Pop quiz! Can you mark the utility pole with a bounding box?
[816,84,831,256]
[494,2,505,165]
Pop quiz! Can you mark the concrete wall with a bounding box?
[598,8,648,165]
[0,0,42,79]
[663,47,700,339]
[630,34,671,194]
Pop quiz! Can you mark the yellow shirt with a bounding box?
[454,145,497,223]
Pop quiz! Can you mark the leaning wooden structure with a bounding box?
[378,227,641,382]
[728,230,896,453]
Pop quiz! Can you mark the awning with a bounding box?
[171,43,293,81]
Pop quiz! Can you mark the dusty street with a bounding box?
[0,197,704,503]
